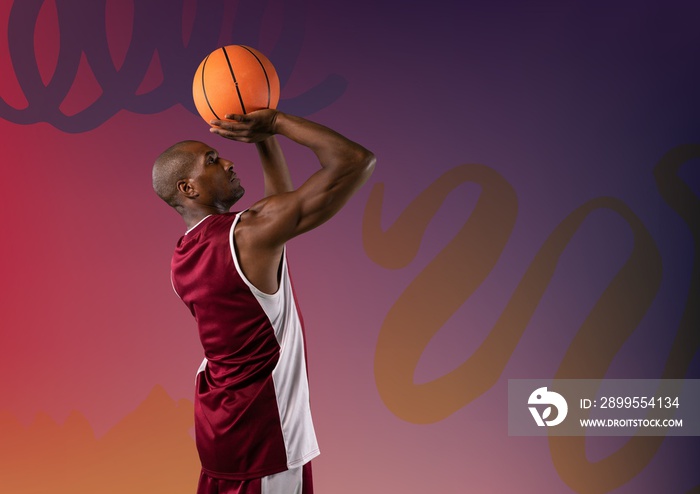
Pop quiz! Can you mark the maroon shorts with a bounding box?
[197,462,313,494]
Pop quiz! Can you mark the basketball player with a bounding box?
[152,109,375,494]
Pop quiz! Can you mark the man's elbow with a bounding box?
[356,148,376,182]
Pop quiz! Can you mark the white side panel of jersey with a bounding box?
[228,213,320,468]
[262,465,303,494]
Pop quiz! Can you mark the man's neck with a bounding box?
[180,206,229,230]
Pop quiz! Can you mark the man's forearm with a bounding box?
[273,112,374,181]
[256,136,293,197]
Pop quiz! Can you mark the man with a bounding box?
[152,109,375,494]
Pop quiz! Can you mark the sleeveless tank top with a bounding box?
[171,212,319,480]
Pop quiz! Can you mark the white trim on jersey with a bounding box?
[185,214,212,235]
[170,270,182,299]
[261,465,303,494]
[228,212,320,469]
[196,357,207,384]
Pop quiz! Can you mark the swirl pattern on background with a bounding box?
[1,0,347,132]
[365,145,699,491]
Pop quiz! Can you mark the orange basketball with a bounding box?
[192,45,280,123]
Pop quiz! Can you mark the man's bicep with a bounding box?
[253,168,356,245]
[288,167,360,236]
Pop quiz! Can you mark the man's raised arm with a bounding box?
[255,136,293,197]
[210,110,376,245]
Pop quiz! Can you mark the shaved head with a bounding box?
[152,140,200,208]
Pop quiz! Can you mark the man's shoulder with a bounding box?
[236,194,295,231]
[235,197,293,252]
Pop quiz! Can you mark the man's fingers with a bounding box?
[209,127,258,143]
[210,120,249,132]
[208,110,273,142]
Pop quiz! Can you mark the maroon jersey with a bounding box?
[171,212,319,480]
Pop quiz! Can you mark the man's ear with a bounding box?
[177,179,198,199]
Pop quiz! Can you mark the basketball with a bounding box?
[192,45,280,124]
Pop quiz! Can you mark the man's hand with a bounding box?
[209,109,279,143]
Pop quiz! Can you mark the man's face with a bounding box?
[184,141,245,208]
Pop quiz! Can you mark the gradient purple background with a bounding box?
[1,0,699,492]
